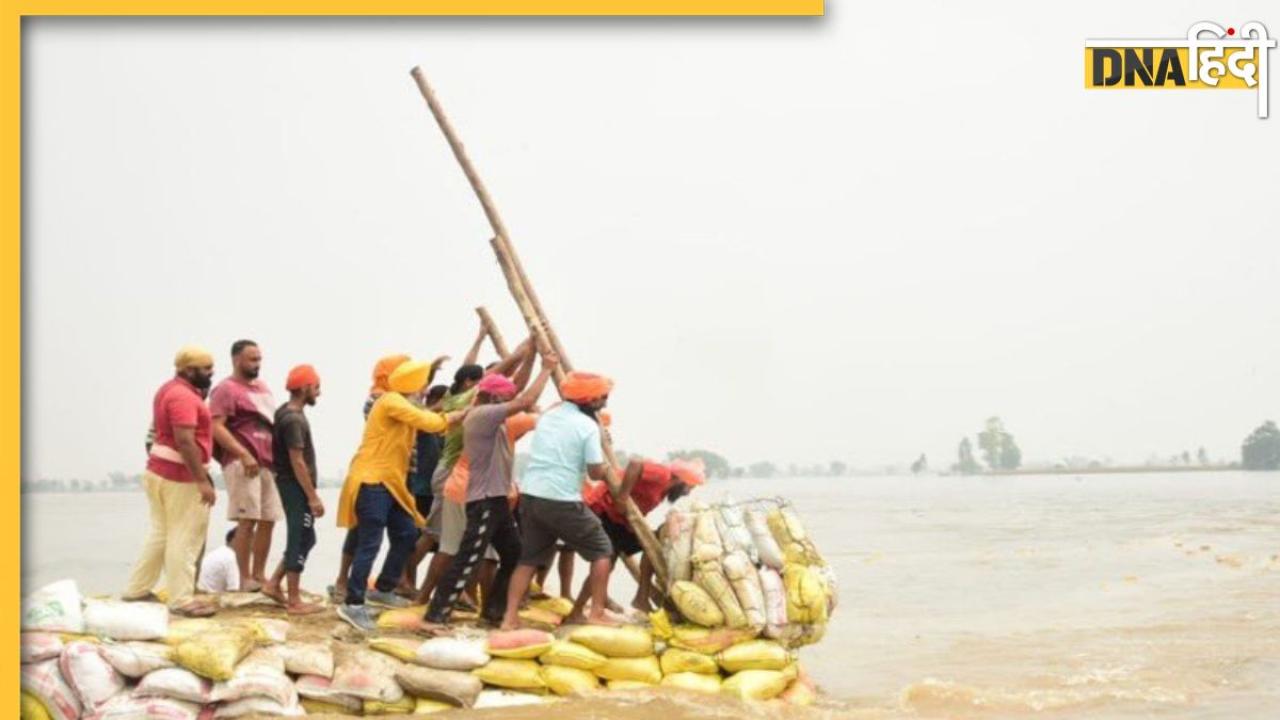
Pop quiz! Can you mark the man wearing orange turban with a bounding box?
[336,357,457,632]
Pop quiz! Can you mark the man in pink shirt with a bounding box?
[209,339,283,593]
[123,345,219,616]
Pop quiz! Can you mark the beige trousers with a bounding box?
[123,471,211,607]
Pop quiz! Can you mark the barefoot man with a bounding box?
[501,371,618,629]
[262,364,325,615]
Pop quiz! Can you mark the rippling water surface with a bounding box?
[23,471,1280,718]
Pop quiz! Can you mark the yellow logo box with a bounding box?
[1084,47,1257,89]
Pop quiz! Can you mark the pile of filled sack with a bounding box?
[19,499,832,719]
[661,497,837,648]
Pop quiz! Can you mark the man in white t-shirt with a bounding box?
[198,529,241,593]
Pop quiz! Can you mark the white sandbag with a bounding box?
[713,512,741,556]
[691,510,724,564]
[84,694,203,720]
[472,689,556,708]
[661,507,696,585]
[272,642,334,678]
[331,648,405,702]
[21,658,83,720]
[745,508,786,570]
[99,642,176,678]
[718,500,758,565]
[60,640,126,709]
[414,636,490,670]
[758,567,789,636]
[722,550,767,630]
[23,579,86,634]
[212,695,303,718]
[22,632,65,663]
[210,649,294,706]
[294,675,362,713]
[133,667,212,704]
[84,600,169,641]
[816,564,840,613]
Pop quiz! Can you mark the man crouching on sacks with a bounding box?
[580,457,704,614]
[500,371,619,630]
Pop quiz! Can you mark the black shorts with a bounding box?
[414,493,433,519]
[597,512,642,557]
[518,495,613,567]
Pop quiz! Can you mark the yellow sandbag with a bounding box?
[364,694,416,715]
[779,665,816,706]
[568,625,654,659]
[540,665,600,696]
[661,672,722,695]
[660,648,719,675]
[694,562,748,629]
[607,680,655,691]
[415,698,455,714]
[716,639,791,672]
[55,633,100,645]
[538,641,606,671]
[721,669,789,701]
[668,625,760,655]
[472,658,547,692]
[174,627,255,681]
[529,597,574,617]
[369,636,423,663]
[163,618,218,646]
[594,656,661,684]
[376,606,428,631]
[20,692,52,720]
[300,698,361,716]
[518,607,563,630]
[671,581,724,628]
[767,508,823,566]
[649,609,673,641]
[232,617,289,645]
[783,564,828,625]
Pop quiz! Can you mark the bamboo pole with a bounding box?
[410,66,670,594]
[475,306,510,358]
[476,295,661,599]
[410,67,574,370]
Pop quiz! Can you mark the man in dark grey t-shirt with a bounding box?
[423,355,557,628]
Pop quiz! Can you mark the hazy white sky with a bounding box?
[24,3,1279,480]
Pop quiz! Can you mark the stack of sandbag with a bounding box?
[662,498,837,649]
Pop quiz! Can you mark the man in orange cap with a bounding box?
[501,371,617,629]
[262,365,324,615]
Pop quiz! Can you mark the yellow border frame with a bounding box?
[4,0,820,707]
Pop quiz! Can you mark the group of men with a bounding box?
[125,324,705,633]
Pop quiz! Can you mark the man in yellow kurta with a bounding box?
[336,359,460,631]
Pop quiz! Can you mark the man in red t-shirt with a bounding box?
[209,339,283,593]
[123,345,220,617]
[579,458,702,613]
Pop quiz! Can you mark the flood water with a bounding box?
[22,471,1280,718]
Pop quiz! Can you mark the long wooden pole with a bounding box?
[411,67,669,593]
[475,306,510,358]
[410,67,574,370]
[477,297,660,599]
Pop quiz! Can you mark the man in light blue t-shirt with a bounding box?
[501,372,617,629]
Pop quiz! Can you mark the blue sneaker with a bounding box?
[337,604,377,632]
[367,589,410,609]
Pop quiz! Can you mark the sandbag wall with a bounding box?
[662,497,838,648]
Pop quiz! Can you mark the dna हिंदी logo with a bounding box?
[1084,21,1276,118]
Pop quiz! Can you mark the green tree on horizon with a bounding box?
[978,416,1022,471]
[1241,421,1280,470]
